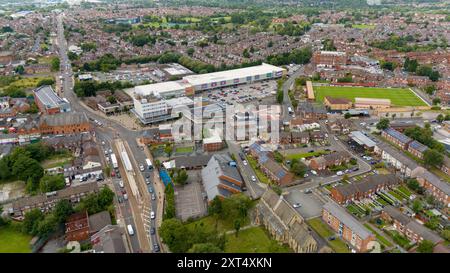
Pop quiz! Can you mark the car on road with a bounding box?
[123,194,128,201]
[303,173,309,178]
[104,150,108,155]
[145,178,150,184]
[304,189,312,194]
[150,211,155,219]
[151,193,156,200]
[311,170,318,175]
[243,160,248,166]
[336,171,344,176]
[293,203,302,208]
[101,141,105,145]
[116,172,121,178]
[251,175,256,182]
[150,227,155,235]
[153,244,160,253]
[127,225,134,236]
[118,196,124,203]
[109,149,112,154]
[139,164,145,172]
[119,180,124,188]
[145,173,150,178]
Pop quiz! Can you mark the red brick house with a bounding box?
[322,202,375,252]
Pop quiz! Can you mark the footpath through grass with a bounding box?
[0,225,32,253]
[307,218,350,253]
[314,86,427,107]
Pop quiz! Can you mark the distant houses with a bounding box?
[308,151,352,172]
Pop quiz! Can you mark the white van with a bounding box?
[127,224,134,236]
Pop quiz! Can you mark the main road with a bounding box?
[56,13,160,253]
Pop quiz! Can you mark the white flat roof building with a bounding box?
[183,63,285,89]
[134,81,190,99]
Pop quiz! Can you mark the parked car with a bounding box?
[139,164,145,172]
[153,244,160,253]
[251,175,256,182]
[123,194,128,201]
[150,227,155,235]
[243,160,248,166]
[304,189,312,194]
[152,193,156,200]
[145,178,150,185]
[118,196,124,203]
[150,211,155,219]
[293,203,302,208]
[119,180,124,188]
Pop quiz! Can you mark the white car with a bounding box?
[293,203,301,208]
[243,160,248,166]
[119,180,124,188]
[251,175,256,182]
[311,170,317,175]
[150,211,155,219]
[139,164,145,172]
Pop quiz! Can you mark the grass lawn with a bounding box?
[247,156,271,184]
[314,86,427,107]
[352,24,376,29]
[307,218,350,253]
[41,156,73,169]
[285,150,330,160]
[185,215,250,234]
[0,225,32,253]
[225,227,292,253]
[175,146,194,153]
[388,190,405,202]
[0,76,54,91]
[363,223,393,248]
[396,185,412,197]
[386,230,413,249]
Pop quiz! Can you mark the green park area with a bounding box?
[285,150,330,160]
[0,225,32,253]
[175,146,194,154]
[352,24,376,29]
[307,217,350,253]
[224,227,292,253]
[314,86,427,107]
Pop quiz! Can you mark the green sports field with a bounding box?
[314,86,427,107]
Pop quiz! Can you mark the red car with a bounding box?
[111,171,115,177]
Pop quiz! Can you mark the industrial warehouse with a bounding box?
[132,63,286,124]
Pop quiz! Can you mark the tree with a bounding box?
[276,90,283,104]
[97,186,115,209]
[187,48,195,56]
[441,229,450,241]
[273,151,284,163]
[164,144,173,156]
[172,169,188,185]
[290,158,307,177]
[234,219,241,237]
[424,217,439,230]
[37,214,58,237]
[412,200,423,214]
[14,65,24,75]
[344,112,351,119]
[423,149,444,168]
[188,243,223,253]
[407,179,421,192]
[424,85,436,95]
[22,209,44,236]
[54,199,74,223]
[159,218,191,253]
[39,174,65,193]
[36,78,55,87]
[243,48,250,58]
[417,240,434,253]
[12,155,43,192]
[437,114,444,123]
[432,98,441,105]
[376,118,390,130]
[51,57,60,72]
[380,60,396,71]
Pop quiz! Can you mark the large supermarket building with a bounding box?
[132,63,286,124]
[134,63,286,99]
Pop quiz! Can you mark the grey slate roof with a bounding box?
[413,167,450,196]
[334,174,399,198]
[33,85,68,110]
[384,128,412,144]
[174,154,212,169]
[89,211,112,234]
[40,112,89,127]
[383,206,443,244]
[323,201,373,240]
[408,140,428,153]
